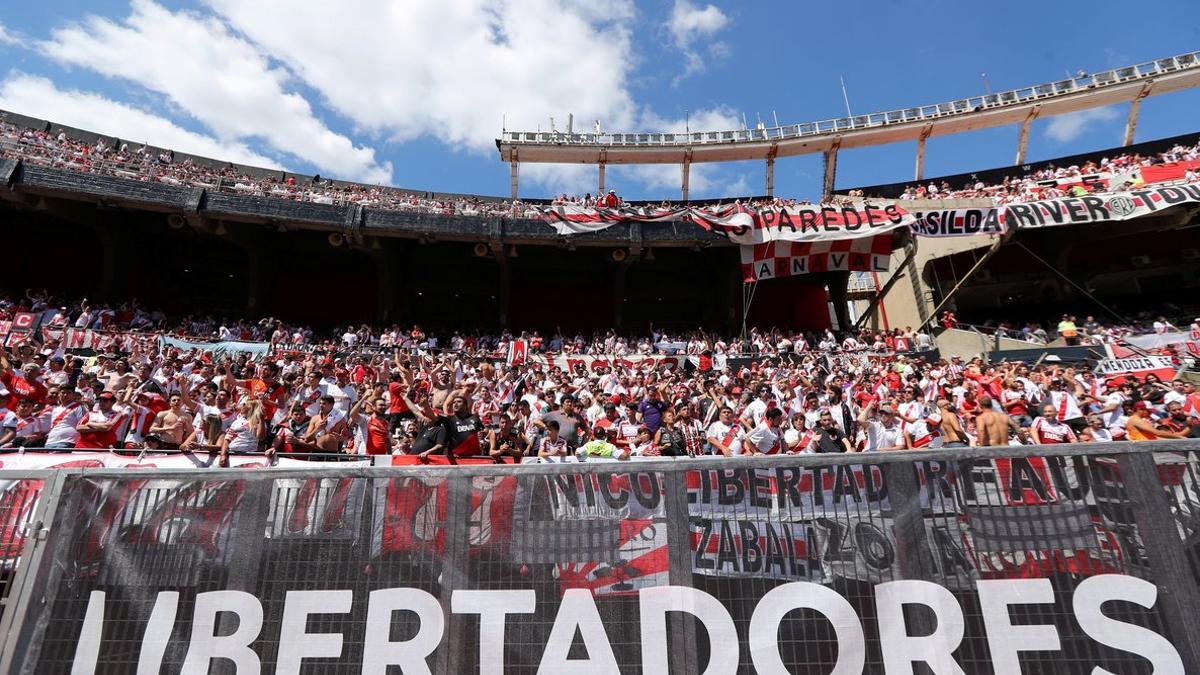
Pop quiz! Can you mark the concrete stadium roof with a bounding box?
[497,52,1200,165]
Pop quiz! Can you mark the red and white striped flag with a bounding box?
[506,339,528,366]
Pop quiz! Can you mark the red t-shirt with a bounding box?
[387,382,409,415]
[365,416,390,455]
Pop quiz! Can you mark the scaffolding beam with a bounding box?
[1124,82,1153,146]
[765,144,777,197]
[1015,105,1041,165]
[822,137,841,200]
[681,150,692,202]
[509,155,519,200]
[914,124,932,181]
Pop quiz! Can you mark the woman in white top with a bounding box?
[220,399,265,465]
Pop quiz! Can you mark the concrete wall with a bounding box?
[857,198,996,331]
[935,327,1039,359]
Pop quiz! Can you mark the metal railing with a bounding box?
[2,441,1200,673]
[500,52,1200,147]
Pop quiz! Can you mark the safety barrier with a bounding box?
[1,441,1199,673]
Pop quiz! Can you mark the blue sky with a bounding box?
[2,0,1199,201]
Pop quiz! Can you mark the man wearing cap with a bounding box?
[1126,401,1188,441]
[858,401,905,452]
[1059,315,1081,345]
[75,392,128,449]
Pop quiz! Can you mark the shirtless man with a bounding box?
[296,395,349,453]
[975,396,1013,447]
[104,358,136,393]
[148,393,193,449]
[936,398,968,447]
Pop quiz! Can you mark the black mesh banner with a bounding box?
[4,446,1200,673]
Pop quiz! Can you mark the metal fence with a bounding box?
[2,442,1199,674]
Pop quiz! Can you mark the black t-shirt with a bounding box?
[440,413,483,456]
[812,426,848,453]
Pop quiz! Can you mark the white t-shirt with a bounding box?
[45,402,87,446]
[905,415,943,449]
[741,399,768,427]
[1048,390,1083,421]
[864,419,904,452]
[330,383,357,414]
[1102,392,1127,428]
[0,410,17,435]
[224,416,260,453]
[13,412,49,443]
[744,422,781,455]
[1164,391,1187,407]
[705,420,742,455]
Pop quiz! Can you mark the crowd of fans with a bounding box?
[1,291,1196,464]
[939,309,1199,346]
[0,121,538,218]
[7,117,1197,222]
[890,139,1200,204]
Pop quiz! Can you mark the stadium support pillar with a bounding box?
[493,253,510,328]
[681,150,692,202]
[1124,82,1152,146]
[765,144,777,197]
[366,240,396,323]
[914,124,932,181]
[1015,105,1041,166]
[827,273,851,331]
[509,157,519,200]
[822,137,841,200]
[613,260,630,328]
[598,161,606,194]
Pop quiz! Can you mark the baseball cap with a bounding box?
[98,392,116,401]
[1133,401,1150,411]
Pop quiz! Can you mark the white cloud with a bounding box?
[665,0,729,85]
[1044,106,1120,143]
[202,0,641,156]
[722,173,752,198]
[0,72,280,168]
[38,0,391,183]
[15,0,743,196]
[522,105,742,198]
[0,22,22,47]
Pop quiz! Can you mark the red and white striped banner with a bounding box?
[739,235,893,282]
